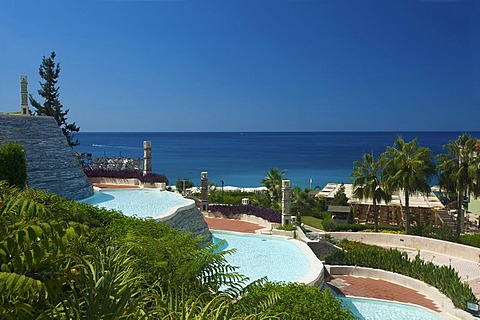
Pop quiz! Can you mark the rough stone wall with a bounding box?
[162,206,212,243]
[0,115,93,200]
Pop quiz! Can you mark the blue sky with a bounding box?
[1,0,478,132]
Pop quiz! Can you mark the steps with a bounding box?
[436,210,456,232]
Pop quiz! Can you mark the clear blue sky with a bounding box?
[1,0,478,132]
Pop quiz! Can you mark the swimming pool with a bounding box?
[211,230,322,285]
[79,189,193,220]
[339,296,444,320]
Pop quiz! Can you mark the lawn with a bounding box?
[302,216,325,230]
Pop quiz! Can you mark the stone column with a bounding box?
[20,75,30,116]
[201,172,208,211]
[281,179,292,225]
[143,141,152,176]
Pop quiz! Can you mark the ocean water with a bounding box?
[75,132,480,189]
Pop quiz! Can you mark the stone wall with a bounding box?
[0,115,93,200]
[160,205,212,243]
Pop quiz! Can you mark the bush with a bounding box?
[0,143,27,188]
[85,168,168,184]
[326,240,477,310]
[276,224,297,231]
[237,282,356,320]
[208,204,281,223]
[330,223,404,233]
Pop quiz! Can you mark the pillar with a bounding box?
[201,172,208,211]
[143,141,152,176]
[281,179,292,225]
[20,75,30,116]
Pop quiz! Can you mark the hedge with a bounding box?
[0,143,27,188]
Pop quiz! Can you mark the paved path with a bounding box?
[204,216,264,233]
[328,275,441,313]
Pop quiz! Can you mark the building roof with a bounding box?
[317,183,444,209]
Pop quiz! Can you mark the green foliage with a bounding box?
[237,282,357,320]
[381,137,436,234]
[260,168,285,209]
[326,240,477,310]
[437,133,480,236]
[29,51,80,147]
[460,233,480,248]
[329,223,404,233]
[0,183,356,318]
[330,184,349,206]
[276,224,297,231]
[209,188,251,204]
[301,216,327,230]
[0,143,27,188]
[176,178,195,193]
[351,153,391,232]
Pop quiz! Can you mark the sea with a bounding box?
[74,132,480,189]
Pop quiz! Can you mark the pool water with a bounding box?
[79,189,192,219]
[212,231,310,283]
[339,296,444,320]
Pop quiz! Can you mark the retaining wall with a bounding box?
[0,115,93,200]
[329,232,480,263]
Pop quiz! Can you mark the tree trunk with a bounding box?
[457,188,464,237]
[405,189,410,235]
[373,200,378,233]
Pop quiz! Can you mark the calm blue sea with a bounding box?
[74,132,480,189]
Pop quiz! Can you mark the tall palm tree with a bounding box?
[437,133,480,236]
[351,153,391,232]
[260,168,285,207]
[381,137,436,234]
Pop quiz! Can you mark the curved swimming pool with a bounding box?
[79,189,193,220]
[339,296,444,320]
[212,230,322,285]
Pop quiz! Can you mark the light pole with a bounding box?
[221,180,224,203]
[182,179,186,196]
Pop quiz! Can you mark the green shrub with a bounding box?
[237,282,356,320]
[0,143,27,188]
[331,223,404,233]
[276,224,297,231]
[326,240,477,310]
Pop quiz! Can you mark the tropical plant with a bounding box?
[381,137,436,234]
[351,153,391,232]
[29,51,80,147]
[0,143,27,188]
[260,168,285,208]
[176,178,195,194]
[437,133,480,236]
[330,183,349,206]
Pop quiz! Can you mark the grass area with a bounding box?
[302,216,325,230]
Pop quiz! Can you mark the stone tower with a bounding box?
[20,75,30,116]
[201,172,208,211]
[281,179,292,225]
[143,141,152,176]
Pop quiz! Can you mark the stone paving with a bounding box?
[328,275,441,313]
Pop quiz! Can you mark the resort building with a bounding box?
[317,183,445,227]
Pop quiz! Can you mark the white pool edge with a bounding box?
[79,189,195,221]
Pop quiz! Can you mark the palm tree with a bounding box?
[437,133,480,236]
[351,153,391,232]
[381,137,436,234]
[260,168,285,208]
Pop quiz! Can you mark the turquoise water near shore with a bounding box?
[75,131,480,189]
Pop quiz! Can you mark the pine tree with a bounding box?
[29,52,80,147]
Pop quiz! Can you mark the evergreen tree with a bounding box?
[29,52,80,146]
